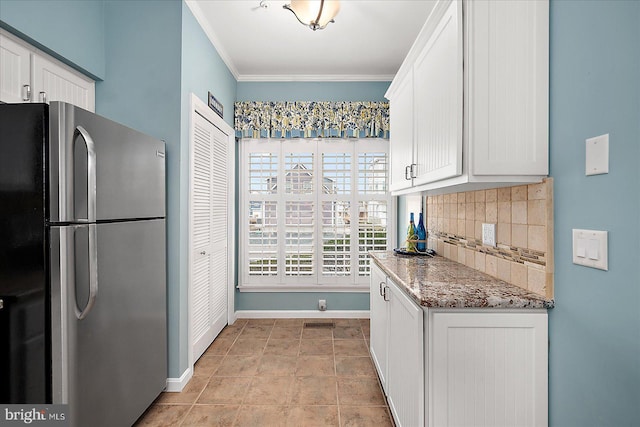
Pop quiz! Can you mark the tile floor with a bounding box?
[134,318,394,427]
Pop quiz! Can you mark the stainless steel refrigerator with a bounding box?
[0,102,167,426]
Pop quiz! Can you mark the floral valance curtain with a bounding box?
[234,101,389,139]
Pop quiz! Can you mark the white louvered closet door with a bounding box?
[191,112,228,362]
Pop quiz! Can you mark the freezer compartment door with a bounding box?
[50,220,166,427]
[49,102,165,223]
[0,103,49,404]
[0,291,47,403]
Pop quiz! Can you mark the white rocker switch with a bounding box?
[576,239,587,258]
[587,239,600,260]
[572,229,608,270]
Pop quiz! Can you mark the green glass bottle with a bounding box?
[406,212,417,252]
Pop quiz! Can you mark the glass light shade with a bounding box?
[284,0,340,30]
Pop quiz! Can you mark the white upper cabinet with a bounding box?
[413,0,463,187]
[389,68,414,192]
[0,32,31,103]
[0,30,95,111]
[32,54,95,111]
[467,0,549,176]
[386,0,549,195]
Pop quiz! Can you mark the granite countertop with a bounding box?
[370,251,554,309]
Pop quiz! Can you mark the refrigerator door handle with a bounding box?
[73,125,97,222]
[73,125,98,320]
[75,224,98,320]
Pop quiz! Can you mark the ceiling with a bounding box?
[185,0,436,82]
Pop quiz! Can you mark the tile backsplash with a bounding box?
[425,178,554,299]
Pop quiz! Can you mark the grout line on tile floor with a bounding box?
[332,326,343,427]
[141,319,391,426]
[178,320,247,426]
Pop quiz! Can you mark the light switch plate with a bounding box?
[585,134,609,176]
[572,229,608,270]
[482,223,496,247]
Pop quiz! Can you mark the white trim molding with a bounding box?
[237,74,395,82]
[236,310,370,319]
[185,0,240,80]
[165,367,193,393]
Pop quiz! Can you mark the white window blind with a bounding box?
[240,139,392,291]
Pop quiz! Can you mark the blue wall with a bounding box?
[236,292,370,311]
[181,3,237,129]
[0,0,105,79]
[548,1,640,425]
[96,0,185,378]
[235,80,390,312]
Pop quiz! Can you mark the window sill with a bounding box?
[237,284,370,293]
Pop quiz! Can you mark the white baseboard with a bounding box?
[235,310,370,319]
[229,310,238,325]
[165,367,193,392]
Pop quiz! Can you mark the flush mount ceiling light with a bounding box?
[283,0,340,31]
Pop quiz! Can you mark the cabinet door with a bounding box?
[467,0,549,176]
[388,69,414,192]
[413,0,463,186]
[430,311,548,427]
[369,263,389,393]
[0,33,31,103]
[387,279,424,427]
[32,54,95,111]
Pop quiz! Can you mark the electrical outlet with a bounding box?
[482,223,496,247]
[318,299,327,311]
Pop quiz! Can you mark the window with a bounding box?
[240,139,392,291]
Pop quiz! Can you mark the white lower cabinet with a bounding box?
[370,266,424,427]
[429,310,548,427]
[370,263,548,427]
[369,263,389,393]
[386,279,424,427]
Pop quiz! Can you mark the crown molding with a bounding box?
[237,74,395,82]
[184,0,240,80]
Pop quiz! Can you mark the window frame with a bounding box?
[239,138,394,292]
